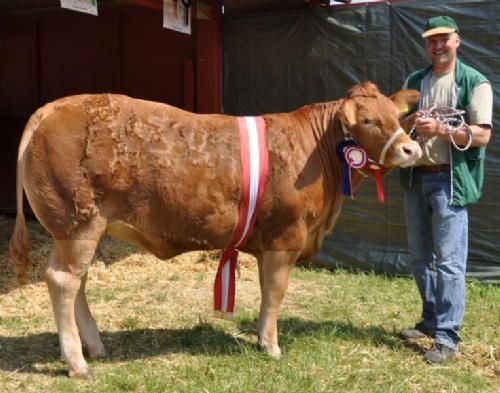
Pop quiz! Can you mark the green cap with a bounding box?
[422,16,459,38]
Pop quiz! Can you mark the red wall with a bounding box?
[0,3,222,213]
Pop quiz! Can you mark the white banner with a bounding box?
[163,0,192,35]
[60,0,98,16]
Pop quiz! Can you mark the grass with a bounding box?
[0,216,498,392]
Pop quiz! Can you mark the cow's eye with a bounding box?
[362,118,372,125]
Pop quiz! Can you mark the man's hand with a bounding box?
[414,112,446,138]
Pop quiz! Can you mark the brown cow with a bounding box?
[9,81,421,378]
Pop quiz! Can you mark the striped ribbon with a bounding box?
[213,116,268,318]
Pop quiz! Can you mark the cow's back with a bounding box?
[21,94,337,260]
[21,95,239,248]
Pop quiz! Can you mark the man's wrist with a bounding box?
[435,119,445,136]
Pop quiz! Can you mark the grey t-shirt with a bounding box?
[403,71,493,166]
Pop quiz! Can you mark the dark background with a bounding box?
[223,0,500,282]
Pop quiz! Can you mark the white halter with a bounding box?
[341,122,404,166]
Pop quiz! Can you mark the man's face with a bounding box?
[425,32,460,69]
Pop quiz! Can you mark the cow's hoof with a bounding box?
[258,339,282,360]
[68,367,93,380]
[267,346,282,360]
[88,347,107,360]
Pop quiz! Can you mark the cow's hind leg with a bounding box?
[256,250,299,359]
[45,233,102,379]
[75,272,106,359]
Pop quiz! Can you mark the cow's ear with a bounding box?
[339,99,357,127]
[390,89,420,115]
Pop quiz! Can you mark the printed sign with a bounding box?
[163,0,192,35]
[60,0,98,16]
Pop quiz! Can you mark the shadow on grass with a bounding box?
[0,322,252,375]
[276,317,429,356]
[279,317,401,347]
[0,317,425,376]
[240,317,424,353]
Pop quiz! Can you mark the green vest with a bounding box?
[400,59,489,206]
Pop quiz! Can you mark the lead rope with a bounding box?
[408,105,473,151]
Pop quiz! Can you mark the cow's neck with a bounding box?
[298,101,344,199]
[294,101,371,208]
[304,101,366,193]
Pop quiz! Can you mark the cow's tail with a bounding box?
[8,148,30,284]
[8,109,46,285]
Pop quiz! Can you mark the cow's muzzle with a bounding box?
[389,138,423,168]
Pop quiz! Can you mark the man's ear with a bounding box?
[338,99,357,127]
[390,89,420,116]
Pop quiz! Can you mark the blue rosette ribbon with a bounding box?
[336,140,368,198]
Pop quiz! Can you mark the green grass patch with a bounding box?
[0,221,498,392]
[2,267,498,392]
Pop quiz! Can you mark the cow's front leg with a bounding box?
[75,273,106,359]
[256,250,299,359]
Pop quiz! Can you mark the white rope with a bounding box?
[408,106,473,151]
[378,128,404,166]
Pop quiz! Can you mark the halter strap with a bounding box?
[378,128,404,166]
[340,122,404,166]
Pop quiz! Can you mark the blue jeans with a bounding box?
[404,170,468,351]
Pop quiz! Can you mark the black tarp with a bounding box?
[223,0,500,282]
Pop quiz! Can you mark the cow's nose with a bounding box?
[400,141,422,163]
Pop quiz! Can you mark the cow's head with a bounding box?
[338,81,422,168]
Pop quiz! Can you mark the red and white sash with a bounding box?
[213,116,268,318]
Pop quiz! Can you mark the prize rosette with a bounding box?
[344,146,367,169]
[336,140,361,198]
[336,140,385,203]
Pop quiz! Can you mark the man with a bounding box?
[399,16,493,363]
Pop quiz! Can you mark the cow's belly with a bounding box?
[296,205,342,263]
[105,214,236,260]
[105,221,181,259]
